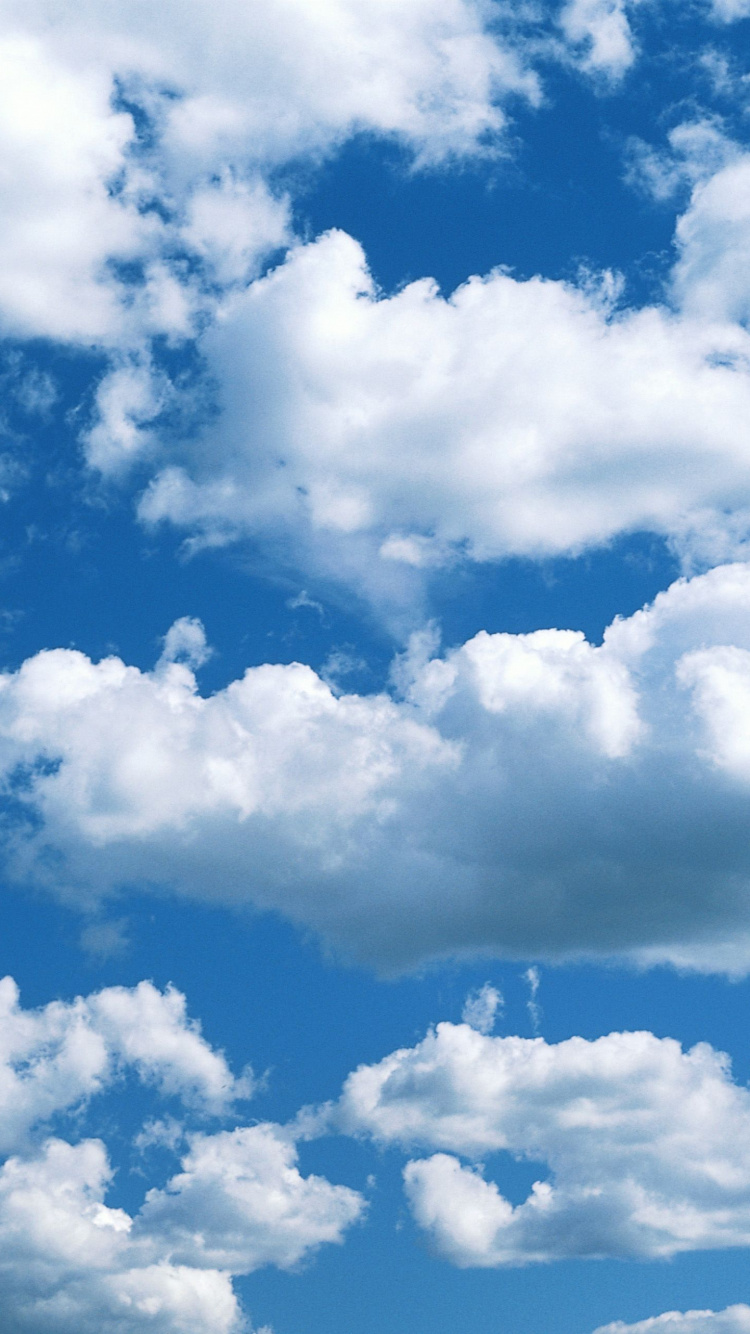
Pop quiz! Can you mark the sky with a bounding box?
[4,1,750,1331]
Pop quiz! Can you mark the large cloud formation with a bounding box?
[3,565,750,969]
[0,977,364,1333]
[337,1020,750,1265]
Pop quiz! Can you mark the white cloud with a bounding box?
[710,0,750,21]
[0,976,248,1153]
[558,0,639,79]
[132,215,750,607]
[338,1020,750,1264]
[625,119,738,203]
[0,36,152,342]
[158,616,212,670]
[461,983,503,1034]
[0,1139,215,1334]
[0,0,542,344]
[672,152,750,326]
[8,567,750,969]
[0,1126,360,1333]
[0,979,365,1331]
[593,1308,750,1334]
[138,1123,364,1271]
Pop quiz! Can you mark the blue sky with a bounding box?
[4,3,750,1332]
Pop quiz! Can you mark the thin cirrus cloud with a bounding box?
[335,1019,750,1266]
[4,564,750,971]
[126,142,750,621]
[0,976,364,1334]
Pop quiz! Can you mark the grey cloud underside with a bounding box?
[2,563,750,972]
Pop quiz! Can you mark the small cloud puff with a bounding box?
[461,983,503,1034]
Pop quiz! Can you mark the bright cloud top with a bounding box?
[0,977,364,1333]
[337,1021,750,1266]
[6,564,750,968]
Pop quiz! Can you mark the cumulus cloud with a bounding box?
[0,979,365,1331]
[558,0,639,79]
[338,1020,750,1264]
[0,976,249,1153]
[4,566,750,970]
[0,1127,361,1333]
[672,151,750,327]
[132,206,750,609]
[593,1308,750,1334]
[0,0,543,344]
[0,1138,245,1334]
[138,1123,364,1271]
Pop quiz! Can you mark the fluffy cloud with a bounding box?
[0,1127,361,1333]
[138,1123,364,1271]
[4,564,750,969]
[461,983,503,1034]
[337,1020,750,1264]
[0,979,364,1331]
[0,0,541,343]
[0,1138,244,1334]
[558,0,640,79]
[593,1309,750,1334]
[134,207,750,608]
[0,0,725,348]
[0,977,249,1153]
[672,152,750,327]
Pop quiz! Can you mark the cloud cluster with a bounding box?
[3,564,750,969]
[0,978,364,1333]
[337,1020,750,1265]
